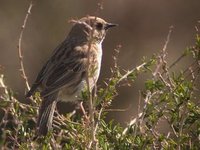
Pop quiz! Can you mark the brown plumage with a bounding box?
[26,16,117,136]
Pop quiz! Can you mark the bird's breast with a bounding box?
[58,43,102,102]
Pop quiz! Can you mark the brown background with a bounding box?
[0,0,200,127]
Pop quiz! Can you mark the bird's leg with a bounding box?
[80,102,89,120]
[76,101,90,124]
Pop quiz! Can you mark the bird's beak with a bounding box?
[105,23,118,30]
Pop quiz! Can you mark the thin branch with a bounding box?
[163,26,173,53]
[86,16,98,149]
[168,53,186,70]
[17,1,34,91]
[87,1,104,148]
[0,74,8,95]
[153,26,173,77]
[117,62,147,84]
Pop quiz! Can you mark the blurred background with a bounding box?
[0,0,200,128]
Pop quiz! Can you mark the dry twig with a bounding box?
[17,1,34,91]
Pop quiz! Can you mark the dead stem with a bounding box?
[153,26,173,77]
[17,1,34,91]
[86,16,97,149]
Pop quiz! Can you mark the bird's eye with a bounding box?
[96,22,103,30]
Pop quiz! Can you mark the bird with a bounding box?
[26,16,117,136]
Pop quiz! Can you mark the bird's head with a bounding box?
[69,16,117,44]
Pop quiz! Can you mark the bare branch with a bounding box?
[117,62,147,84]
[17,1,34,91]
[153,26,173,77]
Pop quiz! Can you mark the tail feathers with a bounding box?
[37,93,58,136]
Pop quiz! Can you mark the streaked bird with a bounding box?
[26,16,117,136]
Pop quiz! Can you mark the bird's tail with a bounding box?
[37,93,58,136]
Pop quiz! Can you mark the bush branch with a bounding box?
[17,1,34,91]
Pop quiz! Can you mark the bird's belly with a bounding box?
[58,80,86,102]
[57,69,100,102]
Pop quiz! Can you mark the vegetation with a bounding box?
[0,30,199,149]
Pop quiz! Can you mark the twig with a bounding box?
[162,26,173,54]
[104,106,131,112]
[87,1,104,148]
[122,91,157,135]
[117,62,147,84]
[86,16,98,149]
[137,90,142,117]
[0,74,8,95]
[168,53,186,70]
[93,107,103,142]
[153,26,173,77]
[17,1,34,91]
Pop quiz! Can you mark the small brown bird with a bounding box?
[26,16,117,136]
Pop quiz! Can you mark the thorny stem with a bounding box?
[86,16,97,149]
[117,62,147,84]
[87,2,104,148]
[154,26,173,77]
[17,1,34,91]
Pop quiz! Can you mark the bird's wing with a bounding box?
[27,38,89,98]
[26,58,52,97]
[26,40,68,97]
[40,56,87,97]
